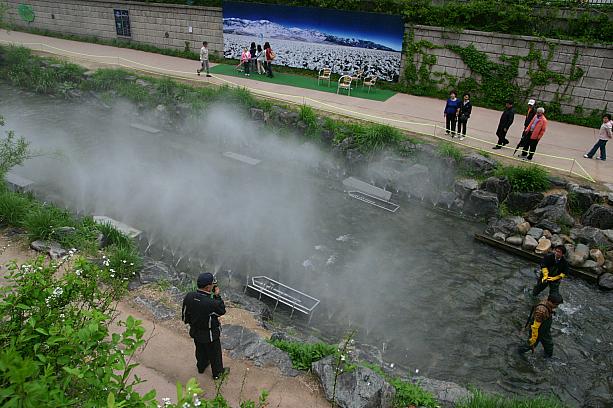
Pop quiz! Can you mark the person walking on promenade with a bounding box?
[518,293,563,358]
[255,44,265,75]
[197,41,211,77]
[520,107,547,160]
[264,42,275,78]
[584,114,612,161]
[493,100,515,149]
[456,93,472,141]
[443,90,461,137]
[533,245,568,297]
[513,99,537,155]
[182,272,229,379]
[249,42,257,73]
[240,47,251,76]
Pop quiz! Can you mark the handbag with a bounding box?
[269,50,276,60]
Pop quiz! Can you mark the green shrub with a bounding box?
[495,165,550,193]
[354,123,404,153]
[456,389,568,408]
[23,205,74,242]
[389,377,438,408]
[438,141,463,161]
[299,105,317,128]
[269,339,337,371]
[96,221,133,248]
[106,243,143,282]
[0,191,31,226]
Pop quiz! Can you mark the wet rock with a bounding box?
[134,296,176,320]
[30,240,50,252]
[481,177,511,202]
[603,230,613,242]
[398,140,416,153]
[542,230,552,239]
[312,355,395,408]
[224,287,272,322]
[506,235,523,246]
[527,194,573,226]
[346,149,366,167]
[603,260,613,273]
[277,109,299,126]
[493,232,506,241]
[527,227,543,240]
[410,376,471,407]
[522,235,538,251]
[581,260,598,269]
[485,217,521,236]
[48,243,68,260]
[461,153,497,175]
[568,243,590,266]
[568,185,599,212]
[598,273,613,290]
[548,176,567,188]
[414,143,438,157]
[320,128,334,144]
[54,226,76,237]
[536,219,561,234]
[221,325,299,377]
[590,249,605,266]
[451,198,464,213]
[454,178,479,200]
[506,192,544,214]
[250,107,265,121]
[570,227,612,249]
[582,205,613,230]
[560,234,574,244]
[135,79,150,87]
[518,221,531,235]
[550,234,563,248]
[139,258,180,284]
[535,238,552,254]
[464,190,499,218]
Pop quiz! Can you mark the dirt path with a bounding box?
[0,231,329,407]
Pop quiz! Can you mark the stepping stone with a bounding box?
[342,177,391,201]
[223,152,261,165]
[130,123,160,134]
[93,215,142,239]
[5,172,34,192]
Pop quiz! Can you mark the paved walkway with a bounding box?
[1,29,610,185]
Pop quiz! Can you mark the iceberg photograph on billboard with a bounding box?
[222,1,404,82]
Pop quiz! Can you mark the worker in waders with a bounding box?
[532,245,568,297]
[519,293,563,358]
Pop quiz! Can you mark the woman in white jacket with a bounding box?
[584,114,612,161]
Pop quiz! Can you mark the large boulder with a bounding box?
[535,238,552,254]
[590,249,605,266]
[582,205,613,230]
[139,258,181,284]
[568,185,599,212]
[224,288,272,322]
[395,164,431,199]
[481,177,511,202]
[484,216,523,236]
[461,153,497,175]
[522,235,538,251]
[506,236,523,246]
[535,219,561,234]
[410,376,471,407]
[527,194,573,226]
[506,192,544,214]
[517,221,531,235]
[598,273,613,290]
[312,356,395,408]
[454,178,479,201]
[550,234,564,248]
[568,243,590,266]
[570,227,612,249]
[221,325,299,377]
[527,227,543,240]
[464,190,499,218]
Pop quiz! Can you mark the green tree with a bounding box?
[0,115,30,178]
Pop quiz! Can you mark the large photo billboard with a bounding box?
[222,1,404,82]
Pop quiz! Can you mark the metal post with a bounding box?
[569,159,576,176]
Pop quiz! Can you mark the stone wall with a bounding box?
[3,0,223,56]
[401,25,613,114]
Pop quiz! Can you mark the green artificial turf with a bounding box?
[209,63,396,102]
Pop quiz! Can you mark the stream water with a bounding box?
[2,83,612,407]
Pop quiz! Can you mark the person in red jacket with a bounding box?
[521,107,547,161]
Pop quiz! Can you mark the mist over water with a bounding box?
[2,83,613,407]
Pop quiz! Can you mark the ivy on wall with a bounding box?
[400,26,604,127]
[132,0,613,44]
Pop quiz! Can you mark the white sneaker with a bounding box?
[583,154,590,158]
[459,136,465,141]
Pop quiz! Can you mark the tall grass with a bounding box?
[495,165,550,193]
[268,339,338,371]
[0,190,32,226]
[438,141,464,161]
[353,123,404,153]
[456,390,567,408]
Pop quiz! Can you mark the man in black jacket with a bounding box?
[182,272,228,379]
[533,245,569,296]
[494,100,515,149]
[514,99,537,155]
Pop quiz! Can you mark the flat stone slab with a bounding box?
[130,123,161,134]
[93,215,142,239]
[5,172,34,192]
[223,151,261,165]
[342,177,392,201]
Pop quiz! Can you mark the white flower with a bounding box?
[59,313,65,319]
[109,268,115,273]
[194,398,201,407]
[52,287,63,296]
[75,270,82,276]
[182,403,190,408]
[130,263,134,266]
[162,397,171,406]
[415,368,419,374]
[110,274,115,278]
[122,260,127,264]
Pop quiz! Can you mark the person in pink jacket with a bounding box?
[584,114,612,161]
[520,107,547,161]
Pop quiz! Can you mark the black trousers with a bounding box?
[445,114,457,135]
[522,138,540,159]
[194,338,224,377]
[265,61,273,77]
[457,117,468,135]
[518,337,553,357]
[496,130,508,147]
[532,280,560,297]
